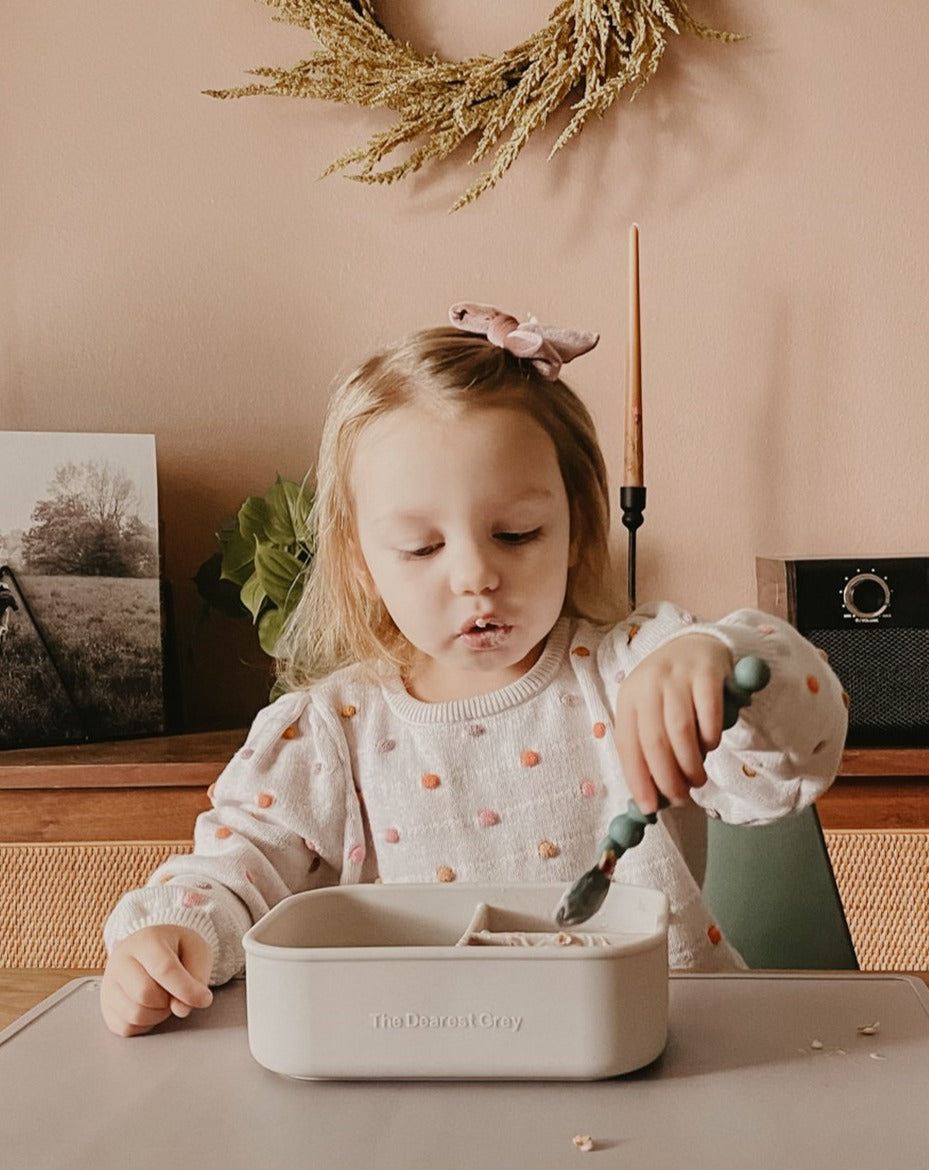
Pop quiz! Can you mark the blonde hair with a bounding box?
[276,327,621,689]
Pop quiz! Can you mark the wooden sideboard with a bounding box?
[817,748,929,830]
[0,729,244,844]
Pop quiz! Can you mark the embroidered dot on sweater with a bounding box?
[806,674,820,694]
[572,645,590,657]
[195,881,212,890]
[340,705,357,718]
[376,739,396,754]
[207,783,217,802]
[304,838,317,851]
[626,623,641,644]
[383,827,400,843]
[422,772,441,789]
[741,763,757,778]
[466,723,485,737]
[215,826,233,840]
[348,844,366,863]
[182,890,204,908]
[707,924,722,946]
[477,808,500,828]
[281,724,298,740]
[580,780,597,798]
[239,747,254,759]
[592,722,606,739]
[256,792,274,808]
[559,693,581,707]
[757,624,775,636]
[520,750,540,767]
[538,840,560,859]
[436,866,456,882]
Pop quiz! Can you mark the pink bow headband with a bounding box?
[449,302,599,381]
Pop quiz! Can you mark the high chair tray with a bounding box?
[4,973,929,1169]
[242,881,670,1080]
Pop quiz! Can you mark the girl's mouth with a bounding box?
[459,618,512,649]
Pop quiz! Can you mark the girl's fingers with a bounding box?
[119,955,174,1011]
[137,939,212,1012]
[625,692,691,809]
[102,978,172,1036]
[661,686,708,789]
[691,670,724,754]
[615,703,659,813]
[101,927,214,1039]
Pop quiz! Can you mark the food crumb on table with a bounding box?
[572,1134,595,1152]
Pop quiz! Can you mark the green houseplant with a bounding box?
[194,477,313,667]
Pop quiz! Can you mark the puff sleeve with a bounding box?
[103,690,363,985]
[599,602,848,826]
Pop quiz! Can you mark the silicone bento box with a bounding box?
[243,881,669,1080]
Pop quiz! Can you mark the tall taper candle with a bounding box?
[621,223,646,610]
[624,222,643,487]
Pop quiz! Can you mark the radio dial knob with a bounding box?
[843,572,891,619]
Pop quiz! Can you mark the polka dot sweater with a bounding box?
[103,603,848,984]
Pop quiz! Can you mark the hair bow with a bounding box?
[449,302,599,381]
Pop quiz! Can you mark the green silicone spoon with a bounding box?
[553,655,771,928]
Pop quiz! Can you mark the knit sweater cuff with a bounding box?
[103,885,253,986]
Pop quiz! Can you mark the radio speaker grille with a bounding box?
[806,627,929,732]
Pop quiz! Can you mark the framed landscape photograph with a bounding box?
[0,432,165,750]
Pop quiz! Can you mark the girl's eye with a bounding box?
[494,528,541,545]
[401,543,443,560]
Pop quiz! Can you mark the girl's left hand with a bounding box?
[614,634,734,814]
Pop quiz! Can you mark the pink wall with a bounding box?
[3,1,927,728]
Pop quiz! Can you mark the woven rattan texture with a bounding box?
[825,829,929,971]
[3,834,924,972]
[1,841,191,968]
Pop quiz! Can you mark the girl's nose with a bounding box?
[450,542,500,596]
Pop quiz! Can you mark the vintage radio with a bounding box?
[756,556,929,748]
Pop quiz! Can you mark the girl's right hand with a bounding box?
[100,924,213,1037]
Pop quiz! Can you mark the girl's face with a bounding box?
[351,402,574,702]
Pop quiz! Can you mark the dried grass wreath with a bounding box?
[207,1,739,210]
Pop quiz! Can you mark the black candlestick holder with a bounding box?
[620,485,646,611]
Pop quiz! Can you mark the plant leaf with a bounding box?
[239,571,268,622]
[257,604,288,657]
[238,495,272,542]
[254,543,306,609]
[281,477,313,548]
[192,552,249,619]
[218,524,257,587]
[263,477,313,548]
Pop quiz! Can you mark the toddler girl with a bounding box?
[101,304,848,1036]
